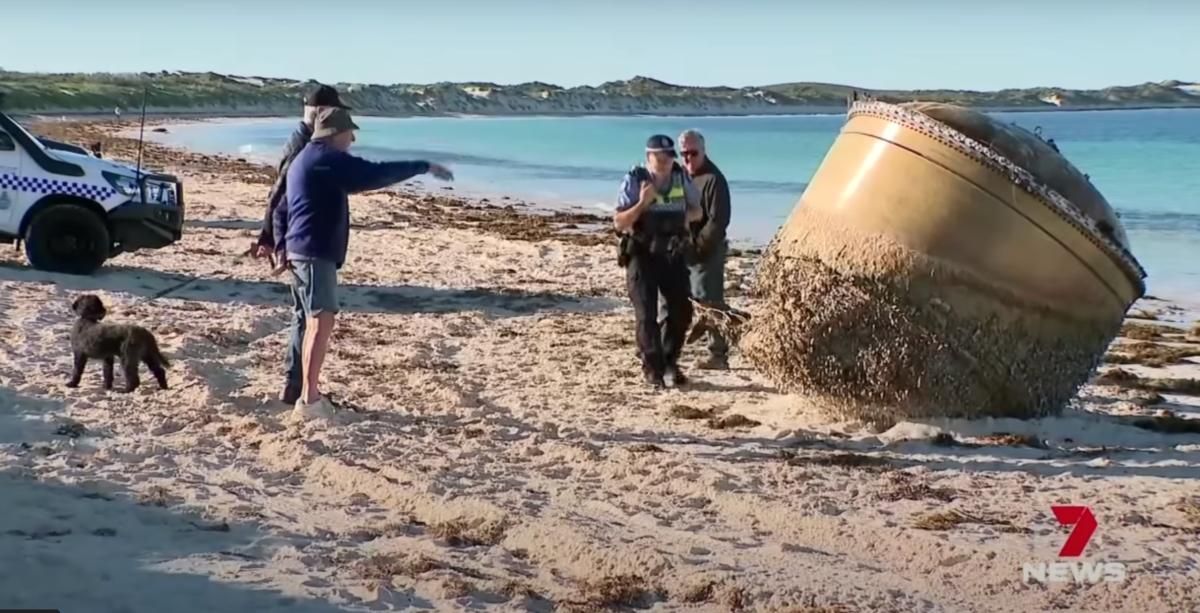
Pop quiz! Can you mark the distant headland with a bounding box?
[2,70,1198,117]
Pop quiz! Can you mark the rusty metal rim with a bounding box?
[846,101,1146,294]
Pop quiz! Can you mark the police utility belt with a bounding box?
[617,203,692,267]
[617,231,691,267]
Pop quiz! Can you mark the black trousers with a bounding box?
[626,250,693,375]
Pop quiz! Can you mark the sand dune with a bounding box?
[1,131,1199,612]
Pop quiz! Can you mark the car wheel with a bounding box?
[24,203,110,275]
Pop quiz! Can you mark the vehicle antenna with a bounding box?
[135,79,149,184]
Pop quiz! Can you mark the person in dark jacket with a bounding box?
[278,107,453,419]
[251,84,348,262]
[679,129,732,369]
[614,134,703,388]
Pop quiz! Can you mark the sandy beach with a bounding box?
[1,120,1199,612]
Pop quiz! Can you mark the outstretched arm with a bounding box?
[332,152,453,194]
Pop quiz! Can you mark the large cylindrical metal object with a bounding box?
[742,101,1145,423]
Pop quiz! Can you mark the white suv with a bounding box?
[0,110,184,274]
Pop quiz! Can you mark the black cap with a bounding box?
[304,84,350,109]
[645,134,676,156]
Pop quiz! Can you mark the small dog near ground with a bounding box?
[67,294,169,392]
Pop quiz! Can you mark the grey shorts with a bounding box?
[289,257,339,316]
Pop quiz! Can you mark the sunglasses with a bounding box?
[681,150,701,159]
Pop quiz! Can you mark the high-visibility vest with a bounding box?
[632,165,688,241]
[653,170,687,207]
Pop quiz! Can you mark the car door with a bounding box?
[0,126,20,227]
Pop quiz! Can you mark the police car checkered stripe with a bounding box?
[0,173,116,201]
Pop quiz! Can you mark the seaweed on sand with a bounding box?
[1095,369,1200,396]
[430,518,507,547]
[1119,321,1181,341]
[913,509,1026,532]
[1105,341,1200,367]
[1131,411,1200,434]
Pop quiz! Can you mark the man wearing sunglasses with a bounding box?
[614,134,703,388]
[679,129,732,370]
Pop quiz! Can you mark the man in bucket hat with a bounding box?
[613,134,703,389]
[274,107,454,419]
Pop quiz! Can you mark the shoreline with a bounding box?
[117,118,772,250]
[16,102,1200,122]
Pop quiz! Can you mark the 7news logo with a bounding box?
[1022,505,1127,585]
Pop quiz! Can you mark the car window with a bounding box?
[0,130,14,152]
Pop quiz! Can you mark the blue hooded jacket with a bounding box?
[275,141,429,268]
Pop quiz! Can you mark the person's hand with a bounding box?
[246,242,279,268]
[270,251,289,277]
[638,182,657,207]
[427,163,454,182]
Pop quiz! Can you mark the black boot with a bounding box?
[280,383,302,405]
[643,368,666,389]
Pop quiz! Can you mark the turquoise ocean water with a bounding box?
[157,109,1200,300]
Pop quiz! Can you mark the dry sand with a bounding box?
[0,122,1199,612]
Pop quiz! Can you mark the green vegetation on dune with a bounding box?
[1,70,1197,116]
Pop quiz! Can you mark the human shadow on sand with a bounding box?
[0,262,617,317]
[0,471,374,613]
[0,389,67,446]
[0,386,422,612]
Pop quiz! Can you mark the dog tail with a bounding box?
[149,336,170,369]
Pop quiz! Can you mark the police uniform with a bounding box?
[617,135,697,387]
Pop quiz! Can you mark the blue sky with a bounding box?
[1,0,1195,90]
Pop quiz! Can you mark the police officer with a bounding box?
[614,135,703,388]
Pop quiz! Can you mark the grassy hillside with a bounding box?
[1,70,1198,116]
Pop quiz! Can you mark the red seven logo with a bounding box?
[1051,505,1098,558]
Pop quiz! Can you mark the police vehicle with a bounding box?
[0,106,183,275]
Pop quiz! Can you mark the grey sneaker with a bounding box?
[292,396,335,421]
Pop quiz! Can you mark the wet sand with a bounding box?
[0,119,1198,612]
